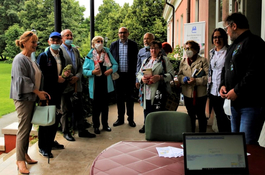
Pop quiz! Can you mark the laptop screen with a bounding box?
[183,133,249,175]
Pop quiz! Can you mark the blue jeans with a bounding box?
[231,107,262,145]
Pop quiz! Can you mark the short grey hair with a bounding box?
[144,32,155,39]
[61,29,72,37]
[91,36,104,48]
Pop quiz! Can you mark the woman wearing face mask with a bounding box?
[178,40,209,132]
[83,36,118,134]
[37,32,66,158]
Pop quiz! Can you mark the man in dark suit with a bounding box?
[110,27,139,127]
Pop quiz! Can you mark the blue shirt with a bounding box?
[62,43,76,70]
[118,40,128,72]
[136,47,151,82]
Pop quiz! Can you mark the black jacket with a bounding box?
[37,48,66,107]
[109,39,138,79]
[220,30,265,108]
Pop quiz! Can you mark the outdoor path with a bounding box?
[0,103,214,175]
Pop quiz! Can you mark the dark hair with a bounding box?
[150,40,162,49]
[211,28,228,46]
[224,12,249,29]
[185,40,200,53]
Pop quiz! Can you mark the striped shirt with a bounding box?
[119,40,128,72]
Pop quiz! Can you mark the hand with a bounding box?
[33,89,51,100]
[70,76,78,84]
[220,86,227,99]
[92,67,101,76]
[58,76,65,83]
[142,76,150,84]
[135,82,140,89]
[226,89,238,101]
[150,75,160,84]
[104,69,113,76]
[187,77,196,85]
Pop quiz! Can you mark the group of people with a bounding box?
[178,13,265,147]
[9,12,265,174]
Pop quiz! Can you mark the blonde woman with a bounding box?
[83,36,118,134]
[10,31,50,174]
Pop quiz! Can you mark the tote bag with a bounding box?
[31,100,56,126]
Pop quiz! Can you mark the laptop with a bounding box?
[183,132,249,175]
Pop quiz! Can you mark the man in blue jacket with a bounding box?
[220,13,265,145]
[110,27,139,127]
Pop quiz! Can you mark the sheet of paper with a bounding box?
[156,146,183,158]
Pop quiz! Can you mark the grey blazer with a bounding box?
[60,45,83,93]
[10,53,43,101]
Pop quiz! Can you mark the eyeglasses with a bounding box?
[150,47,160,50]
[213,36,223,40]
[118,32,127,34]
[224,23,232,32]
[184,47,192,51]
[97,40,103,43]
[26,32,33,37]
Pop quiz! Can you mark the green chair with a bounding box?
[145,111,191,142]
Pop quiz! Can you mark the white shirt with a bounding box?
[210,47,227,96]
[50,48,62,75]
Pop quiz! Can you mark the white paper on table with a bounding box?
[156,146,183,158]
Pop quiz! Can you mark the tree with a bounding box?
[16,0,86,57]
[0,0,24,59]
[3,24,24,59]
[122,0,167,48]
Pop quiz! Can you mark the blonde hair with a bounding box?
[91,36,104,48]
[15,31,38,50]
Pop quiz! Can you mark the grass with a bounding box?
[0,62,15,117]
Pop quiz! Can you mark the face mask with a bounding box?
[95,43,104,51]
[144,45,150,49]
[65,39,73,46]
[50,44,60,51]
[186,50,194,58]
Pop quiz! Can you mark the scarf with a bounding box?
[92,49,112,76]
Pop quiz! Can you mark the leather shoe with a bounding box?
[139,125,145,133]
[39,149,53,158]
[113,119,124,127]
[64,133,75,141]
[52,140,64,150]
[128,121,136,127]
[94,128,100,134]
[79,130,96,138]
[103,126,111,132]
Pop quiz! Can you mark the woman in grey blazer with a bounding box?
[10,31,50,174]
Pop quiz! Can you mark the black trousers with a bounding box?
[115,72,135,122]
[209,94,231,132]
[184,95,208,132]
[92,73,109,128]
[38,114,61,153]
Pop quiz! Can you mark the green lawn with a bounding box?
[0,62,15,117]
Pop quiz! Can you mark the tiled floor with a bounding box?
[0,103,214,175]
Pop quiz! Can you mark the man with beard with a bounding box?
[220,13,265,145]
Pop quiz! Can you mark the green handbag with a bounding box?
[31,100,56,126]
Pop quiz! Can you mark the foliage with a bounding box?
[167,45,184,74]
[0,62,15,116]
[0,0,23,60]
[3,24,24,59]
[95,0,167,48]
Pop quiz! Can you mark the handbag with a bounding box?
[112,72,119,80]
[31,100,56,126]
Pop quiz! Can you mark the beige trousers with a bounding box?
[14,100,35,161]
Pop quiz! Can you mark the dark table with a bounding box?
[90,141,265,175]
